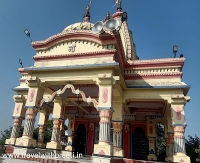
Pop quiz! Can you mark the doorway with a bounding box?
[73,124,86,156]
[132,127,149,160]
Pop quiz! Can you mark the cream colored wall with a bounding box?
[35,40,115,56]
[34,56,115,67]
[33,39,117,67]
[31,69,114,84]
[123,88,184,102]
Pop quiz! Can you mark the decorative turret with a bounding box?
[105,11,111,21]
[83,5,90,22]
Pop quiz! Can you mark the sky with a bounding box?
[0,0,200,138]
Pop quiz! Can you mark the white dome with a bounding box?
[62,22,94,32]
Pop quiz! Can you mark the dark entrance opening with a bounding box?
[132,127,149,160]
[73,124,86,156]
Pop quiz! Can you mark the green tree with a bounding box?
[156,123,166,161]
[186,135,199,163]
[195,140,200,162]
[33,120,68,144]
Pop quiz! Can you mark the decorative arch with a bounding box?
[39,83,98,109]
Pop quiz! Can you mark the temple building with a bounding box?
[5,1,191,163]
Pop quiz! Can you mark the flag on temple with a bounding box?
[113,0,118,7]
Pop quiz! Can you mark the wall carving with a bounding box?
[101,88,108,103]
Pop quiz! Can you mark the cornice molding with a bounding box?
[33,50,116,61]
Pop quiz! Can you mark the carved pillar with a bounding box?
[37,125,46,148]
[22,108,38,137]
[65,116,75,152]
[37,110,50,148]
[112,122,123,148]
[46,96,63,150]
[147,120,157,161]
[59,119,65,143]
[93,74,118,159]
[51,119,61,142]
[10,118,23,139]
[168,96,191,163]
[99,109,113,143]
[5,95,26,145]
[173,125,186,154]
[15,77,48,148]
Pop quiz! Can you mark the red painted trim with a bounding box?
[123,124,131,158]
[128,101,165,104]
[132,123,147,135]
[87,122,94,155]
[112,11,123,18]
[126,60,185,68]
[74,120,88,131]
[48,86,55,92]
[33,50,116,61]
[20,79,26,83]
[32,32,117,50]
[124,73,182,80]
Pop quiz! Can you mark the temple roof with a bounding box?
[62,22,94,33]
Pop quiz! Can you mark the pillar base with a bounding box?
[92,155,112,163]
[13,146,36,155]
[36,142,46,148]
[5,138,16,145]
[62,150,73,156]
[148,154,157,161]
[94,142,113,156]
[15,136,37,147]
[168,153,190,163]
[165,156,169,161]
[46,141,62,150]
[65,145,72,151]
[113,146,124,157]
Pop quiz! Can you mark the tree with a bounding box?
[156,123,166,161]
[195,140,200,162]
[185,135,200,163]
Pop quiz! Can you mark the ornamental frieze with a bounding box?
[125,81,187,86]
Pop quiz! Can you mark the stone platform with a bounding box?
[1,156,166,163]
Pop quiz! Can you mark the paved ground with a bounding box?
[0,156,92,163]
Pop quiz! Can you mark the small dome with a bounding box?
[62,22,94,33]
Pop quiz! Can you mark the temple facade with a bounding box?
[5,2,191,163]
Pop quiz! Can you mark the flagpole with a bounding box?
[89,0,92,7]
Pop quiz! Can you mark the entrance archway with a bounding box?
[132,127,149,160]
[73,124,86,156]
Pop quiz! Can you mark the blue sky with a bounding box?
[0,0,199,138]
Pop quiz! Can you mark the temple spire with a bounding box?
[117,0,122,12]
[83,5,90,22]
[105,11,110,20]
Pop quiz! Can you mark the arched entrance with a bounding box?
[132,127,149,160]
[73,124,86,156]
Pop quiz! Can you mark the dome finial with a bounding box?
[105,11,110,20]
[83,5,90,22]
[117,0,122,11]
